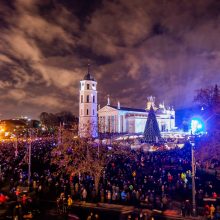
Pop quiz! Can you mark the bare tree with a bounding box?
[51,128,134,194]
[194,85,220,166]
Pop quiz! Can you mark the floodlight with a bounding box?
[191,117,205,134]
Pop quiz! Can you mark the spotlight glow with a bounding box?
[191,117,205,134]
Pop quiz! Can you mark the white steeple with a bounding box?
[171,106,175,117]
[107,95,110,106]
[78,64,98,138]
[117,101,120,109]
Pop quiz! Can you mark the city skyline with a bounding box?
[1,0,220,119]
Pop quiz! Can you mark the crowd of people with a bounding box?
[0,138,220,219]
[0,138,55,219]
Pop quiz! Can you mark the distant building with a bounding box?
[78,68,175,138]
[0,117,40,138]
[0,119,27,132]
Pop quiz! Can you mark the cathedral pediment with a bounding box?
[98,105,119,114]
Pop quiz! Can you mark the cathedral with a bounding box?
[78,68,176,138]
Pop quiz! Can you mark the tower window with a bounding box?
[87,109,89,115]
[81,95,83,103]
[87,84,89,90]
[93,109,95,115]
[93,95,95,103]
[87,95,89,103]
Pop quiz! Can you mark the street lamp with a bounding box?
[191,117,205,135]
[190,117,203,216]
[58,122,62,146]
[191,141,196,216]
[14,137,18,157]
[13,129,18,157]
[28,129,32,190]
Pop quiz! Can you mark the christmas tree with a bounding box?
[144,106,161,143]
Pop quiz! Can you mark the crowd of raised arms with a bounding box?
[0,139,220,220]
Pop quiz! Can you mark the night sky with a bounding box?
[0,0,220,119]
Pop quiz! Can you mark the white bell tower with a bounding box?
[79,65,98,138]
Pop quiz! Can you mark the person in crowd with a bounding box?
[210,204,215,219]
[205,204,210,218]
[215,205,220,220]
[67,195,73,210]
[82,188,87,202]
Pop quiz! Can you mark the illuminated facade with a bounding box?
[78,67,98,138]
[79,69,175,137]
[98,96,175,134]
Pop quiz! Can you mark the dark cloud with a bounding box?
[0,0,220,119]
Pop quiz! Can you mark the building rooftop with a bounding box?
[155,108,166,114]
[83,64,95,81]
[110,105,147,113]
[83,73,95,81]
